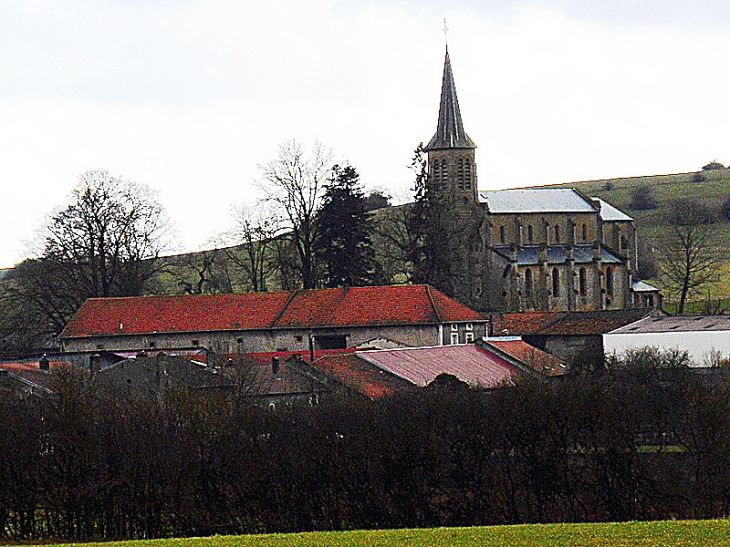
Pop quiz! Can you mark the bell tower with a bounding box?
[424,48,477,203]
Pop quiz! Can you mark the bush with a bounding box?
[691,172,706,183]
[629,186,658,210]
[702,161,725,171]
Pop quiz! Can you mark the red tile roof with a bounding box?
[61,285,484,339]
[490,309,652,337]
[483,338,568,376]
[312,352,414,399]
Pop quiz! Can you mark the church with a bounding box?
[423,48,660,312]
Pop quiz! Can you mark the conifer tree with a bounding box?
[314,164,375,287]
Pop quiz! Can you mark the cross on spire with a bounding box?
[443,18,449,47]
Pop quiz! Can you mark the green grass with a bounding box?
[45,520,730,547]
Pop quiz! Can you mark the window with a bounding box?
[554,225,560,242]
[465,332,474,343]
[457,158,465,189]
[296,335,303,342]
[268,402,276,412]
[237,337,243,344]
[314,335,347,350]
[606,267,614,296]
[582,224,587,241]
[464,158,471,189]
[191,339,199,347]
[148,341,156,349]
[620,235,628,250]
[450,332,459,345]
[465,323,473,331]
[647,295,654,307]
[579,267,587,296]
[432,161,440,189]
[552,268,560,297]
[525,268,533,297]
[451,323,459,331]
[499,225,506,244]
[441,159,448,184]
[96,344,104,350]
[528,225,534,242]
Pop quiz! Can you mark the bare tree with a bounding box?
[10,170,172,335]
[223,203,280,292]
[656,198,723,314]
[167,247,233,295]
[258,140,332,289]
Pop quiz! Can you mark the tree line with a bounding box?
[2,349,730,541]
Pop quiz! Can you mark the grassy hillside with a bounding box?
[49,520,730,547]
[559,168,730,239]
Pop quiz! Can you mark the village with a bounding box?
[3,10,730,543]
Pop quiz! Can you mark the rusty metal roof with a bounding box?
[356,345,518,389]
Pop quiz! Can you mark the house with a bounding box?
[59,284,488,356]
[310,338,566,399]
[422,48,660,313]
[490,308,654,368]
[0,355,74,397]
[95,352,235,398]
[604,315,730,367]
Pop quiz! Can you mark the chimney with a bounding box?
[90,353,102,373]
[39,354,50,372]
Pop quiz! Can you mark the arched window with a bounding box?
[620,235,628,250]
[441,159,448,185]
[525,268,533,298]
[606,267,614,296]
[527,225,534,242]
[499,225,506,244]
[464,158,472,189]
[554,225,561,243]
[579,267,587,296]
[552,268,560,297]
[431,161,440,188]
[582,224,588,241]
[457,158,465,189]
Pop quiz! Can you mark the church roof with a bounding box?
[424,49,476,151]
[479,188,599,214]
[594,197,633,222]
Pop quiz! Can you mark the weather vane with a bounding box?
[443,18,449,46]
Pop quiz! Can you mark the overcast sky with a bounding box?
[2,0,730,268]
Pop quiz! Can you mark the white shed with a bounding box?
[604,315,730,367]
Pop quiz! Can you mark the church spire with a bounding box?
[424,48,476,151]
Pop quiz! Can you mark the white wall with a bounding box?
[603,330,730,367]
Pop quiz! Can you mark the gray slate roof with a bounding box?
[595,197,633,222]
[424,49,476,151]
[479,188,598,213]
[494,244,623,265]
[632,280,660,293]
[608,315,730,335]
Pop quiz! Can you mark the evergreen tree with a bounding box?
[314,164,375,287]
[408,144,453,294]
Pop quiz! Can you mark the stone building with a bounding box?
[424,48,659,312]
[59,284,487,355]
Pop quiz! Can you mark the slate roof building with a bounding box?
[0,356,74,397]
[59,284,488,355]
[423,48,660,313]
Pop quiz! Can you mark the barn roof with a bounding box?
[60,285,484,340]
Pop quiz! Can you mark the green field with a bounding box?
[44,520,730,547]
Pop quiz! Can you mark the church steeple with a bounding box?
[425,48,476,151]
[424,48,478,202]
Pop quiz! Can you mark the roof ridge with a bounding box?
[270,290,300,328]
[425,285,443,324]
